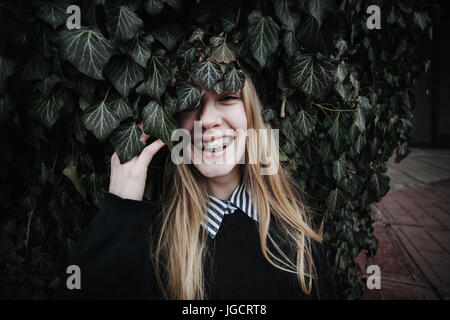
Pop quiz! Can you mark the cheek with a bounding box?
[226,102,248,130]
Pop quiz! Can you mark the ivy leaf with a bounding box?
[191,60,223,91]
[353,107,366,133]
[298,15,327,52]
[120,32,154,68]
[145,0,165,15]
[83,173,105,207]
[329,114,344,152]
[0,56,15,93]
[63,166,87,200]
[136,52,172,99]
[109,97,134,121]
[326,188,344,212]
[413,12,431,31]
[36,1,68,29]
[104,55,145,97]
[294,107,317,137]
[142,100,176,148]
[247,10,280,68]
[152,24,182,51]
[223,64,245,93]
[282,31,297,57]
[177,42,198,63]
[36,75,62,96]
[59,28,113,80]
[109,122,146,163]
[370,173,390,199]
[21,54,51,82]
[290,52,335,98]
[0,95,14,123]
[214,79,224,94]
[332,156,347,183]
[210,41,236,64]
[177,83,203,113]
[82,101,120,141]
[166,0,182,11]
[105,2,143,42]
[273,0,298,30]
[307,0,333,27]
[28,92,64,129]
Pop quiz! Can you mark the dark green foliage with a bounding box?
[0,0,431,299]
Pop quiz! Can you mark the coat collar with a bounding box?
[202,183,258,239]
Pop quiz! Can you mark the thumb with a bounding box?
[136,139,166,169]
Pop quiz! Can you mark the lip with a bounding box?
[192,136,236,159]
[191,135,236,145]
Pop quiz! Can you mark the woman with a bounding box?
[55,71,337,300]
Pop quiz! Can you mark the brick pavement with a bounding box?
[357,149,450,300]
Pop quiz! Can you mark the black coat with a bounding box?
[55,191,337,299]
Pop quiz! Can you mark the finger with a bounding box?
[140,132,150,144]
[136,139,166,169]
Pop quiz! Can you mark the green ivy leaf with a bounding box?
[0,95,14,123]
[274,0,298,30]
[177,83,203,113]
[329,114,344,152]
[120,32,154,68]
[327,188,344,212]
[36,1,67,29]
[282,31,296,57]
[105,2,143,42]
[59,28,113,80]
[247,10,280,68]
[0,56,15,93]
[136,52,172,99]
[294,107,317,137]
[82,173,105,207]
[63,166,87,200]
[332,156,347,183]
[370,173,390,199]
[142,100,176,148]
[145,0,165,15]
[290,52,335,98]
[36,75,62,96]
[307,0,333,27]
[353,107,366,133]
[109,97,134,122]
[104,55,145,97]
[109,122,146,163]
[82,101,120,141]
[223,64,245,93]
[191,60,223,91]
[152,24,182,51]
[28,92,64,129]
[210,42,236,64]
[413,12,431,31]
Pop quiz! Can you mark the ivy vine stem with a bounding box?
[311,102,354,113]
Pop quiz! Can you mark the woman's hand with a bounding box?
[108,123,166,201]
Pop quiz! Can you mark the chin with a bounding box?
[194,163,237,178]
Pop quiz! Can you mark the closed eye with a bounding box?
[220,95,239,101]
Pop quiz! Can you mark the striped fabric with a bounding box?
[202,183,258,239]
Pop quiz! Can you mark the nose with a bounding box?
[198,95,221,130]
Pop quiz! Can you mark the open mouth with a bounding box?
[193,136,236,154]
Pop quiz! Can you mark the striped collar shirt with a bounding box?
[202,183,258,239]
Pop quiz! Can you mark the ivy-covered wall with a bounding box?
[0,0,432,299]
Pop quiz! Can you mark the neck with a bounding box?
[205,166,242,200]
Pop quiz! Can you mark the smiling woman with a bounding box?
[55,66,337,299]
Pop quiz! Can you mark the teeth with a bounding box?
[194,136,234,151]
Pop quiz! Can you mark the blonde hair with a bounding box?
[153,73,323,299]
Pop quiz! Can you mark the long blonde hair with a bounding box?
[153,73,323,299]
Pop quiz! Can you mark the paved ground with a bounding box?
[357,148,450,300]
